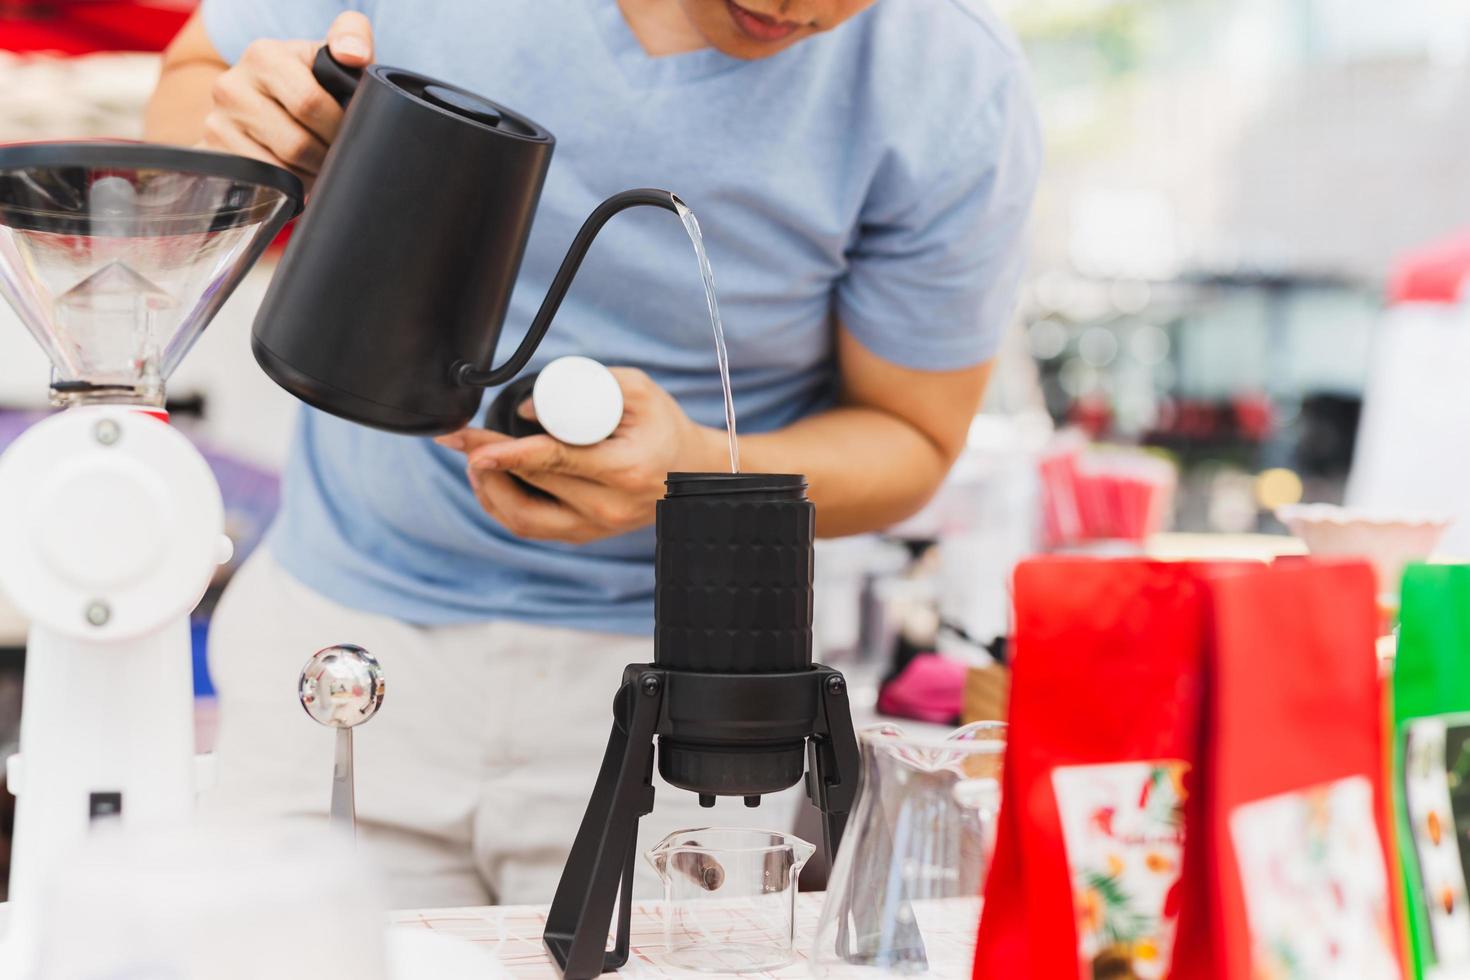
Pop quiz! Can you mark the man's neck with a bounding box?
[617,0,711,56]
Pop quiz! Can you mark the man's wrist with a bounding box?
[679,420,737,474]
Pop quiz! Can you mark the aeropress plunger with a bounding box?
[543,473,862,979]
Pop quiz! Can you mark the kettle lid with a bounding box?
[422,85,503,127]
[372,66,551,142]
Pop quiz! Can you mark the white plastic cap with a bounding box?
[532,356,624,446]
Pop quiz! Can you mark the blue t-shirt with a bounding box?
[204,0,1042,633]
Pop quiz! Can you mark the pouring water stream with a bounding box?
[674,201,740,474]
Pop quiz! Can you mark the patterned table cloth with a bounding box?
[389,894,982,979]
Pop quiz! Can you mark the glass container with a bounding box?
[646,827,815,974]
[811,721,1006,976]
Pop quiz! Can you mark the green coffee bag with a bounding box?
[1395,564,1470,978]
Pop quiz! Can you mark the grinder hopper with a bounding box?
[0,142,302,405]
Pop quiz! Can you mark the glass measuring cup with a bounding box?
[811,722,1006,976]
[645,827,815,974]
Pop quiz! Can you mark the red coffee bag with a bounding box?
[975,558,1215,979]
[1171,560,1404,980]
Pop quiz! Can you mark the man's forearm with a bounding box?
[145,61,222,145]
[145,12,232,146]
[689,406,956,538]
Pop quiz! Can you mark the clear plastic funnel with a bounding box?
[0,143,302,406]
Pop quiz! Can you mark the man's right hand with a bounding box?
[200,11,373,184]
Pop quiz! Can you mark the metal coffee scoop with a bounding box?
[299,644,385,835]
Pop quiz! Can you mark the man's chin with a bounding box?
[705,27,813,59]
[689,0,815,59]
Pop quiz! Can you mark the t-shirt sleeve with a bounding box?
[835,61,1043,371]
[201,0,364,65]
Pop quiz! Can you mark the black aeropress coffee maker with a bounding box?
[543,473,862,980]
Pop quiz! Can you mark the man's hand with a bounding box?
[198,11,373,183]
[435,369,728,544]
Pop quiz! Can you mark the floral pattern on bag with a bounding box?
[1230,775,1398,980]
[1404,716,1470,968]
[1053,760,1190,980]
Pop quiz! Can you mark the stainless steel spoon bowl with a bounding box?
[299,643,384,728]
[299,644,384,835]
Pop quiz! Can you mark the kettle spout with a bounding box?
[453,189,684,390]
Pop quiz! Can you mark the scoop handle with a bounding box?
[330,727,356,836]
[313,46,364,108]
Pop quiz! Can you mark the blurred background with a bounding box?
[2,0,1470,892]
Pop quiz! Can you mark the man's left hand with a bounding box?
[435,368,725,544]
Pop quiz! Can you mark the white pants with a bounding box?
[204,548,800,909]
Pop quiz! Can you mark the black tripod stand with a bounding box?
[543,662,861,980]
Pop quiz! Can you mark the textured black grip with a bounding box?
[312,46,363,107]
[655,473,813,673]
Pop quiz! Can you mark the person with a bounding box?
[146,0,1042,908]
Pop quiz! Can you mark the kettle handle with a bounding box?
[313,46,364,107]
[453,189,685,390]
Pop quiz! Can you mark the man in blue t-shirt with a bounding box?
[147,0,1041,907]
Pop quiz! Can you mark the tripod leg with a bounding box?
[606,821,641,966]
[544,667,663,979]
[807,669,862,860]
[608,728,659,970]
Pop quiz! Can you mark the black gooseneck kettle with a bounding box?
[251,50,682,435]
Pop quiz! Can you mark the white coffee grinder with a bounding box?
[0,142,302,968]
